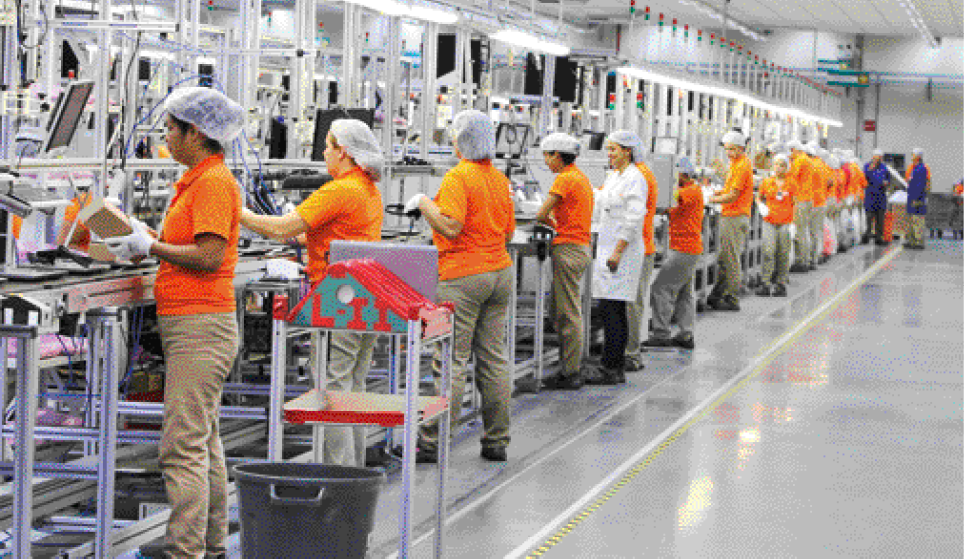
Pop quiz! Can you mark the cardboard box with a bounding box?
[78,198,133,239]
[86,241,117,263]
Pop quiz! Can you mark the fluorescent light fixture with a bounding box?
[338,0,459,24]
[616,65,842,128]
[491,29,570,57]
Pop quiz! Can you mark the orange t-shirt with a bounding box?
[790,153,813,202]
[834,169,847,202]
[759,176,795,225]
[154,154,241,316]
[904,161,932,183]
[548,164,593,247]
[721,154,754,217]
[668,181,704,255]
[849,163,867,201]
[636,162,658,255]
[296,168,383,285]
[811,160,829,208]
[954,182,963,196]
[434,160,515,281]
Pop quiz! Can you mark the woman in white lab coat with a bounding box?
[588,131,649,385]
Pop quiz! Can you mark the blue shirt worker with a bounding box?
[903,147,931,250]
[863,149,890,245]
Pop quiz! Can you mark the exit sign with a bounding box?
[864,120,876,132]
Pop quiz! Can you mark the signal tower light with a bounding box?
[672,18,677,33]
[644,6,650,20]
[630,0,636,15]
[658,13,664,27]
[698,29,702,42]
[684,24,689,39]
[207,0,214,11]
[710,32,715,45]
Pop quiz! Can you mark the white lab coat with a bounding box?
[591,165,648,301]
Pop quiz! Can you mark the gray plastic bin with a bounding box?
[233,462,386,559]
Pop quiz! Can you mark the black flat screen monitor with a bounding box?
[524,53,544,96]
[311,108,376,162]
[495,123,530,160]
[553,57,578,103]
[587,132,606,151]
[269,118,288,159]
[437,34,456,78]
[45,81,94,153]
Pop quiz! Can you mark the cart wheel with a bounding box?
[696,300,706,313]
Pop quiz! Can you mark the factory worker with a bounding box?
[904,147,931,250]
[952,179,963,240]
[624,139,660,372]
[240,118,384,468]
[787,140,814,272]
[587,130,648,385]
[863,148,890,245]
[830,155,852,252]
[706,130,754,311]
[406,110,515,462]
[845,152,869,241]
[810,147,832,265]
[756,154,796,297]
[806,144,828,266]
[643,156,704,349]
[535,133,594,391]
[104,87,244,560]
[12,195,91,252]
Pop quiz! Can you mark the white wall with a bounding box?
[863,36,964,76]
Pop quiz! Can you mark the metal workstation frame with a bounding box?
[0,1,847,557]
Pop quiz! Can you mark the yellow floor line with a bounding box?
[521,246,903,559]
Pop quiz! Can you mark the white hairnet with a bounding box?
[676,156,697,177]
[804,143,817,156]
[165,87,245,143]
[769,142,785,154]
[872,148,884,157]
[541,133,581,155]
[330,119,385,181]
[818,148,830,160]
[787,139,803,152]
[721,130,746,147]
[607,130,645,162]
[912,147,924,157]
[773,153,790,167]
[450,110,496,161]
[829,155,841,169]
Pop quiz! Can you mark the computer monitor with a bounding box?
[44,81,94,153]
[587,132,606,152]
[495,123,530,160]
[268,118,287,159]
[310,108,376,162]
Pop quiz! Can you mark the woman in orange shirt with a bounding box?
[643,157,704,349]
[104,87,244,559]
[239,119,384,468]
[756,154,796,297]
[406,110,515,463]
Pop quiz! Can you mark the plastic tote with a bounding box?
[233,462,386,558]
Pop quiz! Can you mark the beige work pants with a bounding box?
[649,250,700,339]
[793,201,813,266]
[158,312,238,559]
[762,221,792,286]
[550,244,591,377]
[712,215,749,300]
[625,253,656,358]
[907,214,927,247]
[320,331,378,466]
[811,205,826,261]
[420,266,513,451]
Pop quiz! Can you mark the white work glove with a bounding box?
[756,200,770,218]
[105,219,155,261]
[404,193,428,216]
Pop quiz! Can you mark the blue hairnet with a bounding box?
[330,119,384,182]
[676,156,697,177]
[607,130,645,162]
[450,110,496,161]
[165,87,245,143]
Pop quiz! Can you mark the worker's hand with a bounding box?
[129,218,158,240]
[105,220,155,261]
[606,251,622,273]
[404,194,428,216]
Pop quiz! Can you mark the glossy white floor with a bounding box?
[216,239,963,559]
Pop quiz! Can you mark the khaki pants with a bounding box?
[625,253,656,357]
[320,331,378,466]
[550,244,591,376]
[811,205,826,261]
[649,250,699,339]
[762,221,792,286]
[420,267,513,451]
[712,215,749,300]
[158,313,238,559]
[907,214,927,247]
[793,201,813,266]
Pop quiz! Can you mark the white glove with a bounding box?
[756,200,770,218]
[105,219,155,261]
[404,193,427,215]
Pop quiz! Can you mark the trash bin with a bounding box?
[233,462,386,559]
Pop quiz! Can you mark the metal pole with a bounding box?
[383,15,400,199]
[92,308,121,558]
[268,293,288,461]
[311,332,328,463]
[398,318,422,558]
[343,4,357,106]
[434,334,452,559]
[541,55,557,134]
[420,22,439,188]
[10,326,39,559]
